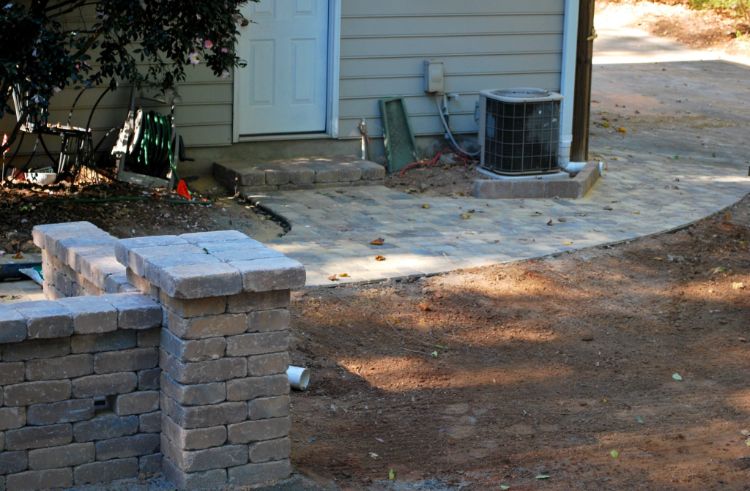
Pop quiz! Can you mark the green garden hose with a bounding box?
[129,110,175,179]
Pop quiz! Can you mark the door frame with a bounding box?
[232,0,341,142]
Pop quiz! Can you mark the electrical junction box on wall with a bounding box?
[424,61,445,94]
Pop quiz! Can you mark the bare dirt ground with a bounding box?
[0,180,282,257]
[384,154,478,198]
[599,0,750,57]
[290,195,750,490]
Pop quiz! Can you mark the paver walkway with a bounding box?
[257,19,750,287]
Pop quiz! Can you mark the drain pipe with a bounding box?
[559,0,586,175]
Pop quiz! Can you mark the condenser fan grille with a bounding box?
[480,89,562,176]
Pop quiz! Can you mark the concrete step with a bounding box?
[213,156,385,196]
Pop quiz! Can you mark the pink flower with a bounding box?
[203,39,214,50]
[221,47,229,54]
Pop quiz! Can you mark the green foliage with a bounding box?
[0,0,257,120]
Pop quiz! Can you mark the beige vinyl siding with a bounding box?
[338,0,565,139]
[2,0,565,152]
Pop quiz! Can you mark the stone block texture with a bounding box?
[0,222,304,489]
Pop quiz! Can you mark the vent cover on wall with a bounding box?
[479,88,563,176]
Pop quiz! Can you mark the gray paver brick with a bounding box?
[163,415,227,450]
[101,293,162,330]
[246,352,290,376]
[226,331,289,357]
[72,372,137,398]
[160,351,246,385]
[94,347,158,374]
[227,375,289,402]
[160,372,226,407]
[227,417,290,444]
[158,262,243,299]
[249,437,291,463]
[161,395,246,429]
[0,407,26,431]
[227,459,291,486]
[6,423,72,450]
[0,306,28,343]
[161,329,227,362]
[4,380,71,406]
[165,311,247,340]
[73,414,139,442]
[27,399,94,426]
[57,295,118,335]
[11,300,73,339]
[95,433,160,461]
[247,309,290,332]
[232,257,306,292]
[114,391,160,416]
[74,458,139,485]
[248,395,291,420]
[26,354,92,381]
[7,468,73,490]
[161,436,247,473]
[28,442,95,469]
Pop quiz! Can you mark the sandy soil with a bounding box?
[598,0,750,57]
[290,195,750,490]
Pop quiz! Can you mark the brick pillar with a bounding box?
[115,231,305,489]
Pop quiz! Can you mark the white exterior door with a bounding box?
[236,0,329,136]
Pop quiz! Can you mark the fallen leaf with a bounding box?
[601,120,611,128]
[418,302,432,312]
[375,255,386,262]
[460,213,472,220]
[563,241,574,246]
[712,266,728,275]
[339,273,350,278]
[732,282,745,290]
[328,275,339,282]
[653,257,664,261]
[672,373,683,382]
[422,203,431,209]
[13,252,23,260]
[746,438,750,447]
[388,469,396,480]
[370,238,385,246]
[617,127,627,134]
[535,474,550,480]
[368,452,379,459]
[500,486,511,490]
[610,449,620,459]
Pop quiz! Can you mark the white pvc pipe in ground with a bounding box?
[287,366,310,391]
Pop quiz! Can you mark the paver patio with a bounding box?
[258,156,747,286]
[254,26,750,287]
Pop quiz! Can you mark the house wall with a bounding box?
[1,0,564,158]
[337,0,565,140]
